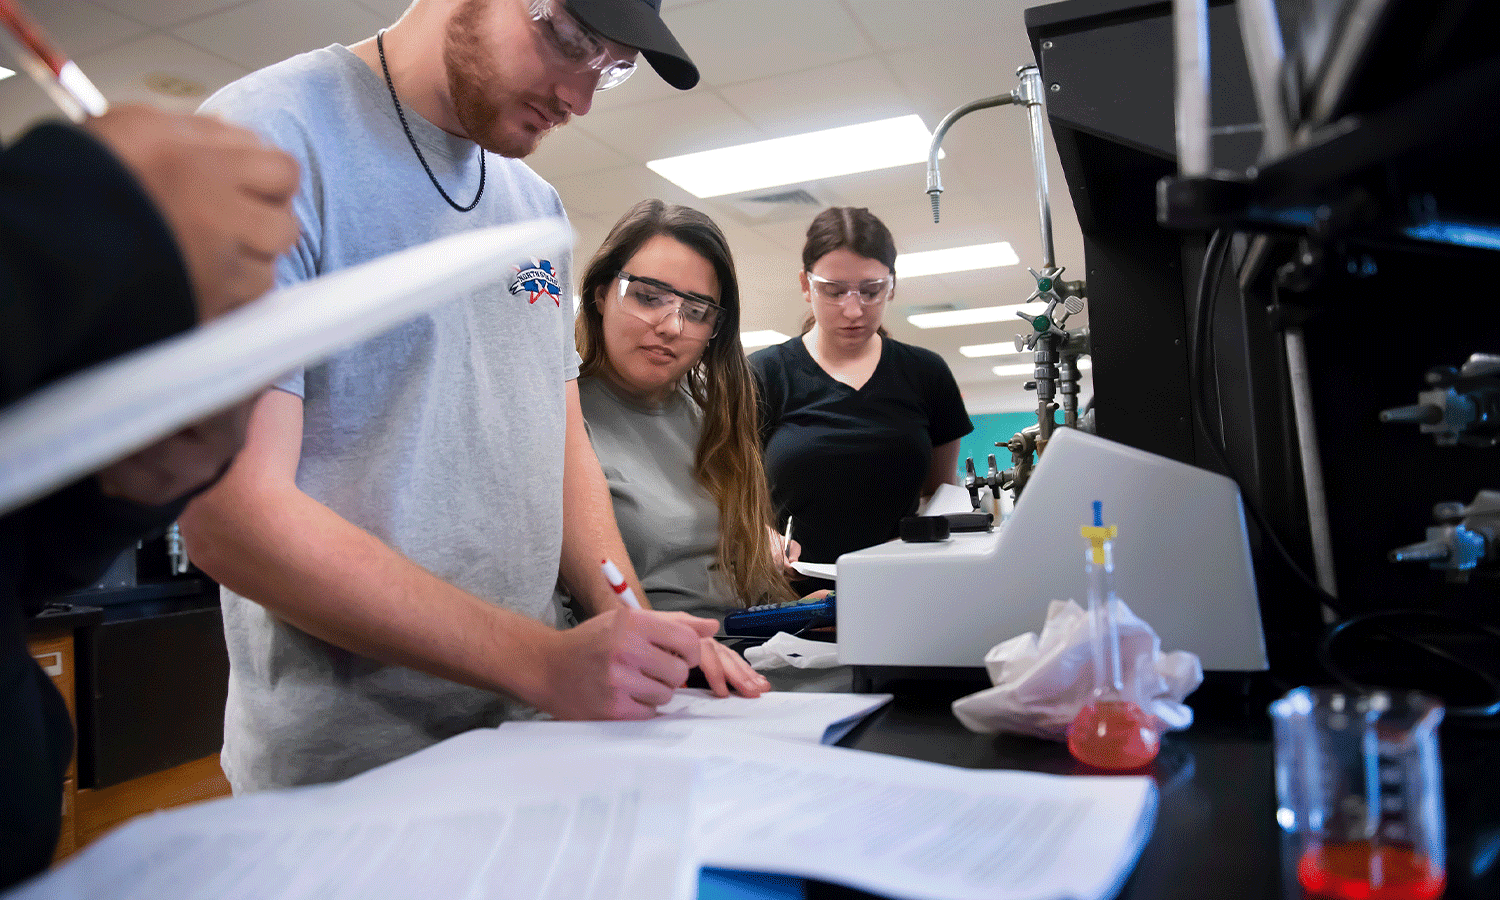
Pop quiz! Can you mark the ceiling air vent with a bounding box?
[727,187,824,221]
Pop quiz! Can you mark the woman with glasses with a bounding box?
[750,207,973,592]
[567,199,795,696]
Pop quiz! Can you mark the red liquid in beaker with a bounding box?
[1297,841,1446,900]
[1066,699,1160,770]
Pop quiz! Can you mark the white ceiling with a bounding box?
[1,0,1091,414]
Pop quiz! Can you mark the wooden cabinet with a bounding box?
[27,626,78,861]
[27,604,231,862]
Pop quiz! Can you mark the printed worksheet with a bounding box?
[10,736,698,900]
[487,724,1157,900]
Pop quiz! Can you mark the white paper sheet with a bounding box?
[14,725,1155,900]
[9,734,698,900]
[484,725,1157,900]
[0,218,569,516]
[681,731,1155,900]
[507,689,892,745]
[919,482,977,516]
[790,560,837,581]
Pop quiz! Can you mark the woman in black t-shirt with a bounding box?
[748,207,973,592]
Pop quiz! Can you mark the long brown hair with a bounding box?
[577,200,795,606]
[799,206,896,336]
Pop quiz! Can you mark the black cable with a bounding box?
[1189,231,1500,719]
[1190,231,1341,614]
[1317,610,1500,719]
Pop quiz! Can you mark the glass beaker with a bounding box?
[1269,687,1446,900]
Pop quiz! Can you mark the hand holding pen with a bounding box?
[600,558,769,700]
[776,516,801,575]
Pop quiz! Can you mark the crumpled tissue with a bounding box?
[952,598,1203,740]
[744,632,840,670]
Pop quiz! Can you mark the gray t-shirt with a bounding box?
[201,46,578,793]
[573,376,735,623]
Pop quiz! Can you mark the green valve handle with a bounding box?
[1031,315,1050,332]
[1037,276,1053,292]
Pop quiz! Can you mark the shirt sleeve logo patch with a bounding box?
[511,259,562,306]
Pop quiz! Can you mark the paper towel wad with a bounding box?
[952,598,1203,739]
[744,632,840,670]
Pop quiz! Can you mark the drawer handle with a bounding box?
[33,652,63,677]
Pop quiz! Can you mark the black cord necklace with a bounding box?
[376,29,484,212]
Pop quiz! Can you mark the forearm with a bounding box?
[557,382,646,616]
[923,439,962,497]
[181,482,559,705]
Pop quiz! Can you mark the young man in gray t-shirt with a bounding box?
[182,0,763,794]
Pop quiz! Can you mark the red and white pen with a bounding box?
[600,558,641,609]
[0,0,108,122]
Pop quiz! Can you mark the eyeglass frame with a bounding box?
[614,272,725,339]
[805,270,894,306]
[526,0,638,91]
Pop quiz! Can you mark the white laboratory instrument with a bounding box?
[837,428,1268,675]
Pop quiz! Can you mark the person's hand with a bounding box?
[535,606,719,720]
[697,637,771,698]
[768,524,801,576]
[95,396,256,506]
[782,538,802,575]
[83,104,300,322]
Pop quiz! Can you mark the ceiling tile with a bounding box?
[719,55,910,134]
[91,0,255,29]
[349,0,410,21]
[663,0,871,86]
[580,90,757,162]
[0,81,63,143]
[75,32,251,111]
[848,0,1024,53]
[549,163,701,221]
[22,0,151,56]
[173,0,384,71]
[528,123,633,179]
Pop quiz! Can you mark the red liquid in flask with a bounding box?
[1297,841,1446,900]
[1066,699,1160,770]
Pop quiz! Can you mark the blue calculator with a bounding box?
[723,594,836,638]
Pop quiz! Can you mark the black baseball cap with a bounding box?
[564,0,699,90]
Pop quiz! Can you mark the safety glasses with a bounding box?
[615,272,723,339]
[527,0,637,91]
[806,271,892,306]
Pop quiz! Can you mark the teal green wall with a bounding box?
[954,412,1043,480]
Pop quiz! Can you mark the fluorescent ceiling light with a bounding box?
[0,66,15,81]
[647,115,937,199]
[907,302,1045,329]
[992,358,1092,377]
[959,339,1028,358]
[896,242,1019,278]
[740,330,790,349]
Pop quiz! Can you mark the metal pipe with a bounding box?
[1173,0,1212,176]
[925,92,1017,223]
[1017,65,1056,269]
[1284,328,1339,601]
[1235,0,1292,159]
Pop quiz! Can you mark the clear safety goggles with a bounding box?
[807,271,892,306]
[528,0,638,91]
[616,272,723,339]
